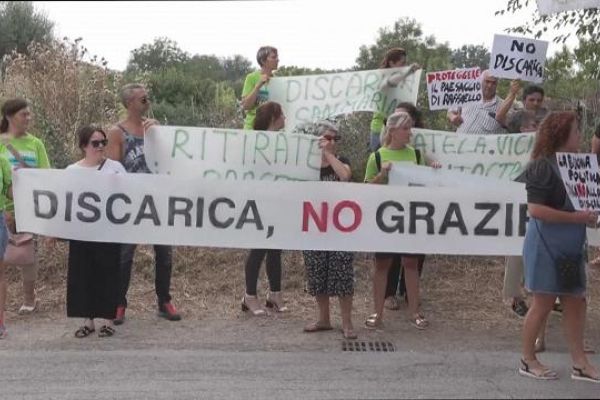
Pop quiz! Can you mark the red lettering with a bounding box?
[302,202,328,232]
[332,201,362,233]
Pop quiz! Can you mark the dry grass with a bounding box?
[5,245,600,336]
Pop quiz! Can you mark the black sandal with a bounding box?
[98,325,115,338]
[572,366,600,383]
[74,326,95,338]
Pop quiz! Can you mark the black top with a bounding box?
[522,157,570,211]
[321,156,350,182]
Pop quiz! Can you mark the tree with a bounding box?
[496,0,600,43]
[451,44,490,69]
[0,1,54,60]
[126,37,189,73]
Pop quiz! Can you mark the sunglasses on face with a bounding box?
[323,135,341,142]
[90,139,108,148]
[140,97,150,104]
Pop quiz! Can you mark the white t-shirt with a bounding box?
[66,158,127,174]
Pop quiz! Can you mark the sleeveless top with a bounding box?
[119,124,151,173]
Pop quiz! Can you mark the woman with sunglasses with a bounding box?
[65,125,126,338]
[302,121,356,339]
[0,98,51,318]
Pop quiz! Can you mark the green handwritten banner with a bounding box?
[269,67,421,130]
[411,128,534,180]
[144,126,322,181]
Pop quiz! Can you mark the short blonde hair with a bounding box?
[381,111,413,146]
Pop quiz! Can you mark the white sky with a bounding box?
[34,0,576,72]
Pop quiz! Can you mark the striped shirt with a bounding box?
[454,96,506,135]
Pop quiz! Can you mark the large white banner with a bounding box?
[14,169,529,256]
[144,126,321,181]
[269,67,422,131]
[490,34,548,83]
[537,0,600,16]
[426,68,482,111]
[411,129,535,181]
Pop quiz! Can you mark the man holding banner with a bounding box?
[106,83,181,324]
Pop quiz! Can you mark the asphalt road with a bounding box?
[1,317,599,399]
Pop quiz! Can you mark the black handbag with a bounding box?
[534,220,583,291]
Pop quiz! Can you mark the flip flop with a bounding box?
[303,322,333,333]
[74,325,95,338]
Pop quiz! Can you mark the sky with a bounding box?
[33,0,576,72]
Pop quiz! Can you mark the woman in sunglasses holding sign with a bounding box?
[65,125,126,338]
[302,121,356,339]
[519,111,599,382]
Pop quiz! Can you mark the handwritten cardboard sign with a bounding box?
[426,68,482,111]
[557,152,600,210]
[490,34,548,83]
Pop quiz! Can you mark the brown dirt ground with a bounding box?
[5,244,600,337]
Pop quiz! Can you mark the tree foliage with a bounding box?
[496,0,600,43]
[0,1,54,60]
[126,37,189,73]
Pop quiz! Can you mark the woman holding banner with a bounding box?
[368,48,420,152]
[302,121,356,339]
[240,46,279,130]
[383,103,426,312]
[0,98,51,318]
[364,111,439,330]
[519,111,599,382]
[241,101,288,316]
[65,125,126,338]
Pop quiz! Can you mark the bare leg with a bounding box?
[403,256,420,317]
[0,262,6,326]
[561,295,599,378]
[371,257,392,325]
[339,295,354,332]
[315,294,331,326]
[522,294,555,370]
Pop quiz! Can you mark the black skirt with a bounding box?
[67,240,120,320]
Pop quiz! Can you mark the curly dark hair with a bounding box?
[531,111,578,160]
[253,101,283,131]
[380,48,407,68]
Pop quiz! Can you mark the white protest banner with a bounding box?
[556,152,600,210]
[411,128,535,181]
[426,68,482,111]
[144,126,321,181]
[268,67,421,131]
[14,169,529,256]
[490,34,548,83]
[388,163,525,189]
[537,0,600,16]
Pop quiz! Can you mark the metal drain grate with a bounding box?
[342,341,395,352]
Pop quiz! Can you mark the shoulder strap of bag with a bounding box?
[375,150,381,172]
[97,158,107,171]
[415,149,422,165]
[5,143,29,168]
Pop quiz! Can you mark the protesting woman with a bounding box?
[0,98,50,316]
[241,101,288,315]
[369,48,420,152]
[519,111,599,382]
[66,126,126,338]
[302,121,356,339]
[241,46,279,130]
[364,111,439,330]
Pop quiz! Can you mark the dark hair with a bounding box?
[380,48,407,69]
[522,85,544,101]
[77,125,107,150]
[531,111,578,160]
[595,122,600,139]
[394,102,424,128]
[1,98,29,133]
[253,101,283,131]
[256,46,277,67]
